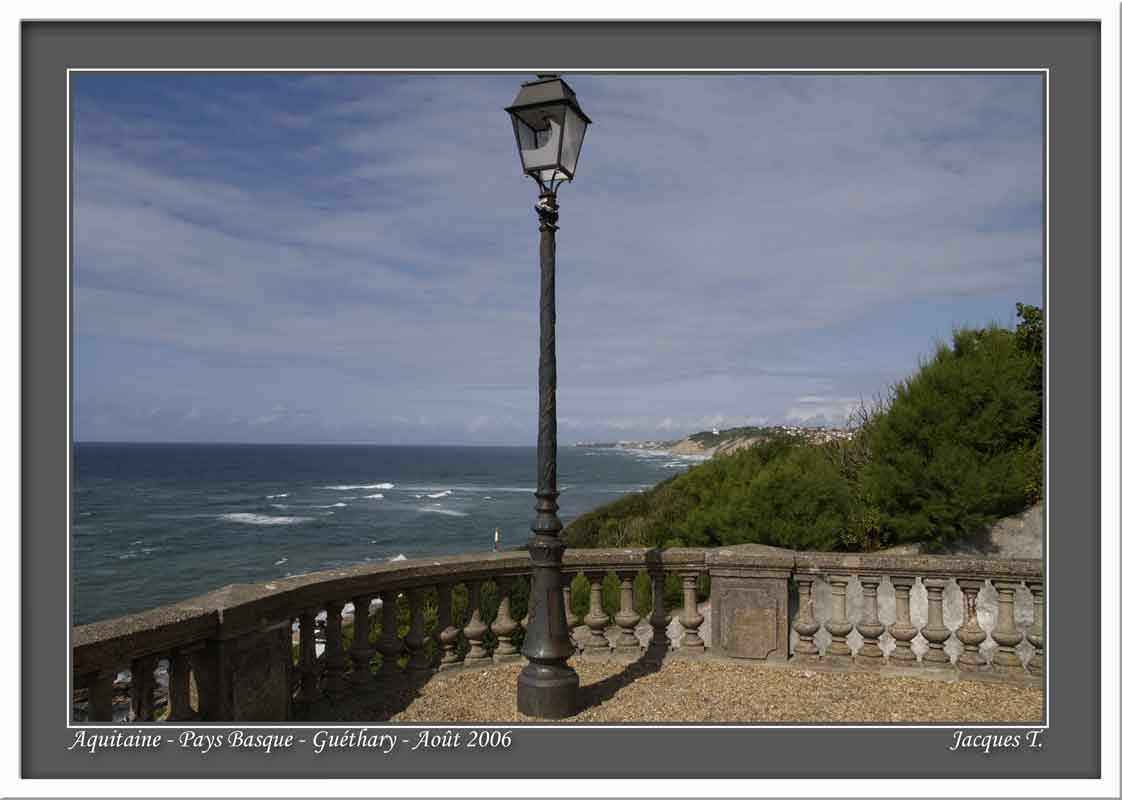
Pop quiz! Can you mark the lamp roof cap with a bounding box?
[505,74,591,124]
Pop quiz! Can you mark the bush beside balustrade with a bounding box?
[71,545,1043,722]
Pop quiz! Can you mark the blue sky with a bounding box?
[72,72,1043,445]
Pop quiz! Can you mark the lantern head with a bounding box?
[506,74,591,193]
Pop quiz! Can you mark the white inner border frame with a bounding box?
[64,66,1051,734]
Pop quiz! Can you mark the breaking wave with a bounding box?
[418,505,467,517]
[324,482,394,491]
[220,513,312,526]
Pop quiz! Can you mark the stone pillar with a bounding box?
[86,668,117,722]
[561,572,580,652]
[583,572,611,655]
[920,577,952,666]
[349,595,375,690]
[792,574,821,661]
[405,587,430,673]
[649,569,670,650]
[991,580,1025,674]
[1026,580,1044,677]
[436,583,461,671]
[167,648,194,721]
[129,656,158,721]
[679,573,705,655]
[955,579,988,671]
[492,576,521,663]
[194,625,292,721]
[323,600,347,702]
[614,570,642,658]
[377,590,404,679]
[462,580,490,666]
[824,575,853,661]
[888,576,918,666]
[856,575,885,667]
[297,611,321,703]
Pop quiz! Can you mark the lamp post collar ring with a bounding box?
[535,191,559,230]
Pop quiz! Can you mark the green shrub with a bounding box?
[861,324,1041,548]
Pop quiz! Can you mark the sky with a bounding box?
[72,72,1043,445]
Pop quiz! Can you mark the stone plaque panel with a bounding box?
[719,589,777,659]
[710,572,790,663]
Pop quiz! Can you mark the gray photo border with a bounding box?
[23,20,1100,780]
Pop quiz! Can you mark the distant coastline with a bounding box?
[574,424,856,459]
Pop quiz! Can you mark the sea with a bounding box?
[72,443,704,626]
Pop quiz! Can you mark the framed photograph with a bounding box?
[16,14,1112,797]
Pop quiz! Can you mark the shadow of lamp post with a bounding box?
[505,73,591,719]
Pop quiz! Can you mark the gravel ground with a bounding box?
[314,657,1043,724]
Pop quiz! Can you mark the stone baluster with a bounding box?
[297,610,322,703]
[349,595,376,690]
[955,579,988,671]
[583,572,611,655]
[679,573,705,655]
[888,576,918,666]
[991,580,1025,674]
[561,572,580,651]
[166,647,194,721]
[824,574,853,661]
[614,570,642,658]
[435,583,461,671]
[462,580,490,666]
[129,655,158,721]
[323,600,347,701]
[492,576,521,663]
[86,668,117,722]
[792,574,821,660]
[920,577,952,666]
[377,590,404,679]
[404,587,430,673]
[648,569,670,650]
[856,575,885,667]
[1026,580,1044,677]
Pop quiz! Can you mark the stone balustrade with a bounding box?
[71,544,1042,722]
[786,551,1044,676]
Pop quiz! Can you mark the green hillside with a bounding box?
[685,425,775,449]
[564,304,1044,553]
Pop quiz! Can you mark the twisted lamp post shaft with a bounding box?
[517,190,579,719]
[535,192,560,534]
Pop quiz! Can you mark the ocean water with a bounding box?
[72,443,702,625]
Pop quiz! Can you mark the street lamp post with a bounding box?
[505,74,591,719]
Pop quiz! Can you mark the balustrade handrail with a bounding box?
[790,549,1043,580]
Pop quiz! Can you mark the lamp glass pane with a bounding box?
[560,106,587,176]
[513,106,563,173]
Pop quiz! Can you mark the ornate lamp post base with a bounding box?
[517,660,579,719]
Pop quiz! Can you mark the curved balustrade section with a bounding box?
[71,545,1043,722]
